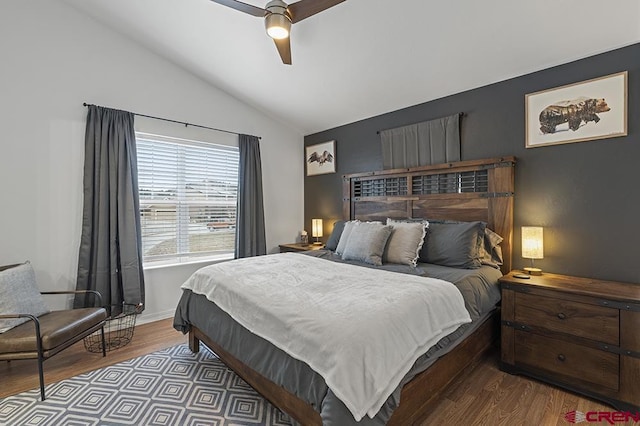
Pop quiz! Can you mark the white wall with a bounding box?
[0,0,304,323]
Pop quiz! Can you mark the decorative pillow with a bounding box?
[384,219,427,266]
[335,220,359,255]
[420,221,486,269]
[0,262,50,333]
[324,220,346,251]
[342,222,393,266]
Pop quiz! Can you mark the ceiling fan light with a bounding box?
[265,12,291,39]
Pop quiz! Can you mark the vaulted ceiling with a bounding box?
[62,0,640,135]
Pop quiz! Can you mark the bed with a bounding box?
[174,157,515,425]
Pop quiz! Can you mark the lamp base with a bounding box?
[523,267,542,276]
[312,241,323,246]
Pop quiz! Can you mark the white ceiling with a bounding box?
[62,0,640,135]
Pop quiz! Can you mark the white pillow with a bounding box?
[342,222,393,266]
[384,219,428,266]
[335,220,359,255]
[0,262,50,333]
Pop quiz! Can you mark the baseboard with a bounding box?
[136,308,175,325]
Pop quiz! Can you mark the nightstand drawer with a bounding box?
[515,331,619,391]
[514,292,619,345]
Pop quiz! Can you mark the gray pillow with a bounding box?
[480,227,504,268]
[342,222,393,266]
[0,262,50,333]
[335,220,359,255]
[420,221,486,269]
[384,219,427,266]
[325,220,346,251]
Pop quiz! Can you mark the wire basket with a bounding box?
[84,303,143,353]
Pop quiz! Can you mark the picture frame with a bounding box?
[305,140,336,176]
[525,71,627,148]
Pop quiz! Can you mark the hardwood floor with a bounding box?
[421,348,621,426]
[1,318,622,425]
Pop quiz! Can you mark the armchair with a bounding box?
[0,264,108,401]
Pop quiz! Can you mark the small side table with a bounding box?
[279,243,325,253]
[499,270,640,411]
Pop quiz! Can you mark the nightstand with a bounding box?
[279,243,325,253]
[500,271,640,411]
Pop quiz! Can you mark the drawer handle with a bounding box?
[557,313,566,320]
[557,354,566,362]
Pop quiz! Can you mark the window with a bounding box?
[136,133,239,264]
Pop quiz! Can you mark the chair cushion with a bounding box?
[0,308,107,354]
[0,262,50,333]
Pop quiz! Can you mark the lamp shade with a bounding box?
[311,219,323,238]
[265,10,291,39]
[522,226,544,259]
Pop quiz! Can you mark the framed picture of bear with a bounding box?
[525,71,627,148]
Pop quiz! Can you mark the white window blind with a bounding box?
[136,133,239,264]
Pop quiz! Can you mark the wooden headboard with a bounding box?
[342,157,516,274]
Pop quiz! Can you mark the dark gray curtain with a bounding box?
[235,134,266,258]
[380,113,461,169]
[75,105,145,313]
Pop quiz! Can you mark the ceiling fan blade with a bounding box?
[209,0,266,17]
[273,37,292,65]
[287,0,345,23]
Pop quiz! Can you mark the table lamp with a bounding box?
[311,218,323,245]
[522,226,543,275]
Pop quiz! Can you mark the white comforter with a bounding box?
[181,253,471,421]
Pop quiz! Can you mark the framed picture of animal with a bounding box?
[525,71,627,148]
[306,140,336,176]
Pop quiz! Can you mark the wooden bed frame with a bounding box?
[189,156,516,425]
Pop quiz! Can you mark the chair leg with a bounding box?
[37,351,45,401]
[100,326,106,357]
[31,316,46,401]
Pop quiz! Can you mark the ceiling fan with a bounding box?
[210,0,346,65]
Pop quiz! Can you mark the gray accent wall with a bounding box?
[304,43,640,284]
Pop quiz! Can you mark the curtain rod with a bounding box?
[83,103,261,140]
[376,112,465,135]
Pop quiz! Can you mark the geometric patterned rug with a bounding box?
[0,344,292,426]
